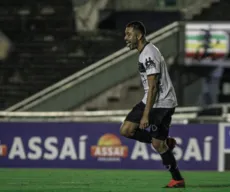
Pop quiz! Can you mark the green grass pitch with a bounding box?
[0,169,229,192]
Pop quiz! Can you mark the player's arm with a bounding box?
[140,74,159,129]
[143,74,158,117]
[140,50,160,129]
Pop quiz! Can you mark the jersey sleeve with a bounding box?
[143,49,160,75]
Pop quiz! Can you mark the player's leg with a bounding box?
[149,108,185,188]
[166,137,177,151]
[152,137,184,188]
[120,120,152,143]
[120,121,176,147]
[120,102,177,146]
[120,102,152,143]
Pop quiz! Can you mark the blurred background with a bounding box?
[1,0,230,111]
[1,0,230,191]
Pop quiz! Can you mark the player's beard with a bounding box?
[130,42,137,50]
[129,37,138,50]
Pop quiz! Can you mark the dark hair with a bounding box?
[126,21,146,36]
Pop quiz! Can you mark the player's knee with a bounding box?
[120,125,129,137]
[120,125,134,137]
[152,139,167,153]
[151,141,161,151]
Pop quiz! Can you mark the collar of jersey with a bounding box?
[139,42,150,54]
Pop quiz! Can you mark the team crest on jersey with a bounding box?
[138,62,146,73]
[145,57,156,69]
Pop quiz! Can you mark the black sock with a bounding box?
[129,128,152,143]
[160,149,183,181]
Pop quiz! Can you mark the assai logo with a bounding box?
[130,136,214,161]
[91,134,128,162]
[0,141,7,157]
[4,136,88,160]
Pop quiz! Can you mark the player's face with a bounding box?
[124,27,138,50]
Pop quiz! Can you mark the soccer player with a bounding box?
[120,21,185,188]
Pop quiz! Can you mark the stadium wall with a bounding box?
[0,122,229,171]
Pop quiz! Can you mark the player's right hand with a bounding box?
[140,115,149,129]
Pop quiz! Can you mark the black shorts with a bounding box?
[125,102,175,140]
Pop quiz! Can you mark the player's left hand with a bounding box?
[140,115,149,129]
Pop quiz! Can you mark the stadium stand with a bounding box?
[1,0,220,111]
[192,0,230,21]
[192,0,230,103]
[0,0,183,110]
[0,0,124,109]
